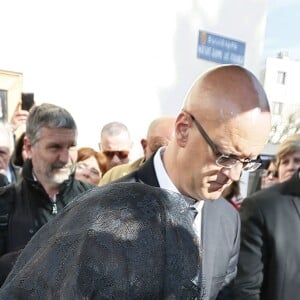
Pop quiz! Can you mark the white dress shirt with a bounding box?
[153,147,204,241]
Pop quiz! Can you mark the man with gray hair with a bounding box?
[0,122,15,186]
[0,103,94,286]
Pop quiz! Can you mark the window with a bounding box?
[277,71,286,85]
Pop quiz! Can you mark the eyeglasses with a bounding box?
[76,162,100,177]
[184,110,262,172]
[103,150,129,160]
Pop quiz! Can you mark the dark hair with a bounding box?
[12,132,26,167]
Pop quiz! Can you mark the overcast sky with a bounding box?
[263,0,300,60]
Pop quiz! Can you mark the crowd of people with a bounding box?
[0,64,299,299]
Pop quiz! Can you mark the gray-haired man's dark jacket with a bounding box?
[0,159,93,285]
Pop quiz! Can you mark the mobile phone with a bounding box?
[21,93,35,111]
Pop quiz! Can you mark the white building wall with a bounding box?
[264,55,300,146]
[0,0,268,160]
[265,56,300,104]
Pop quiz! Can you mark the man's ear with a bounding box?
[140,138,147,155]
[23,136,32,158]
[175,113,190,146]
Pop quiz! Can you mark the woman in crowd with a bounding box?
[75,147,107,185]
[260,157,278,189]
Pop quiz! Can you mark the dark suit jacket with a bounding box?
[233,170,300,300]
[116,155,241,300]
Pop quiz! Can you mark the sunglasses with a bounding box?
[103,150,129,160]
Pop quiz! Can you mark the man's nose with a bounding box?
[59,149,70,163]
[220,163,243,182]
[110,154,121,163]
[287,159,299,170]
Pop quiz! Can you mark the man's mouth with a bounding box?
[53,166,69,173]
[209,180,231,191]
[210,181,225,190]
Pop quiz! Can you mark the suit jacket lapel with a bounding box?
[135,155,160,187]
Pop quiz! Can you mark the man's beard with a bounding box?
[50,163,75,184]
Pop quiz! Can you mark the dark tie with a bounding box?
[190,205,198,219]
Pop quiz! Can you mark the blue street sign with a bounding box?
[197,31,246,65]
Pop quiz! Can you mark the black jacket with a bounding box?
[0,159,94,285]
[234,170,300,300]
[0,174,9,187]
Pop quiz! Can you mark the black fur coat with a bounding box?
[0,183,202,299]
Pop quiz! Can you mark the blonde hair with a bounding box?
[276,134,300,168]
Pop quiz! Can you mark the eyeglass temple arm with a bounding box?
[186,111,220,155]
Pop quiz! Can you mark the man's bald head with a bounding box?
[146,116,175,140]
[143,116,175,159]
[183,65,270,124]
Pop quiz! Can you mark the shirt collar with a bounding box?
[153,147,204,210]
[153,147,179,193]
